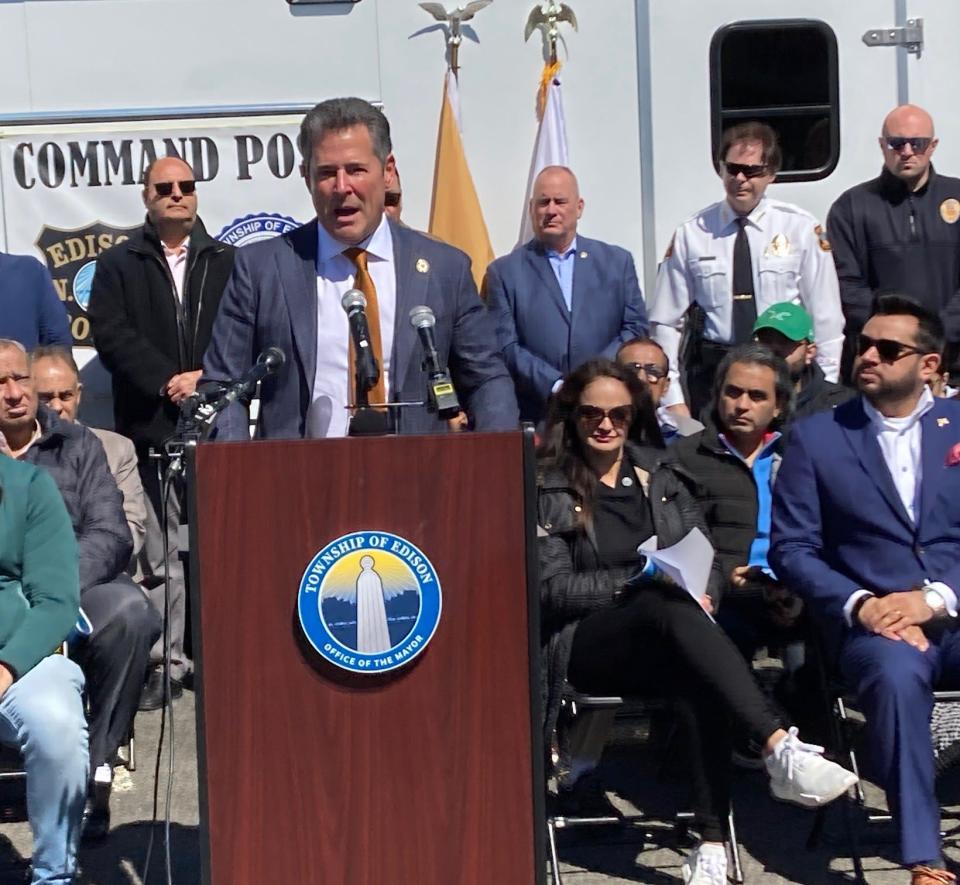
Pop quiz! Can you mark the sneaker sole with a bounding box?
[769,771,859,808]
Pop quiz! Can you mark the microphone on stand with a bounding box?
[409,305,461,420]
[341,289,380,397]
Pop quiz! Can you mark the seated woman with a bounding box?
[538,358,857,885]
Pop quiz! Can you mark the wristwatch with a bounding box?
[924,587,947,617]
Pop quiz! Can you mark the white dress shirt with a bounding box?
[162,237,190,302]
[649,195,844,407]
[306,215,396,439]
[843,388,958,623]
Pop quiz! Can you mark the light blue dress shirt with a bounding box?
[546,236,578,313]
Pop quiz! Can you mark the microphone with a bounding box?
[409,305,461,420]
[341,289,380,396]
[220,346,286,408]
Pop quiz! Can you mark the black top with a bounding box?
[594,456,655,569]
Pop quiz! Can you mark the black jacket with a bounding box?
[828,166,960,343]
[88,217,235,449]
[793,362,855,424]
[537,442,719,747]
[674,423,782,601]
[21,406,132,593]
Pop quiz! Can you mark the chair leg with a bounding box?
[126,732,136,772]
[835,697,865,805]
[547,818,563,885]
[727,807,744,885]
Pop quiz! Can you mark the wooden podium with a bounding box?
[188,431,544,885]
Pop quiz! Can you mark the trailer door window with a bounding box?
[710,20,839,182]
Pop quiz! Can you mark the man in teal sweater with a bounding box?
[0,452,88,884]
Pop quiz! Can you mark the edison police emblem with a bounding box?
[297,531,442,674]
[35,222,138,346]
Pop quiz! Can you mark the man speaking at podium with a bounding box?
[204,97,518,439]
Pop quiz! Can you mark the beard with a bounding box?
[855,365,919,406]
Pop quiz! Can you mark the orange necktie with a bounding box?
[343,247,387,407]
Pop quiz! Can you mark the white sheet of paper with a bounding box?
[639,527,714,617]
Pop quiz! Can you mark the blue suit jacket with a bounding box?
[203,219,518,439]
[484,236,648,422]
[0,252,72,349]
[770,395,960,649]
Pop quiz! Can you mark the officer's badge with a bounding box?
[814,224,832,252]
[766,233,791,257]
[940,199,960,224]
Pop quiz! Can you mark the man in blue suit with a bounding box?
[771,294,960,885]
[204,97,517,439]
[484,166,647,424]
[0,251,72,349]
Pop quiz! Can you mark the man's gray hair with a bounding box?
[0,339,28,364]
[298,97,392,169]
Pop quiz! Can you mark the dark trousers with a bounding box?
[840,625,960,866]
[74,576,162,770]
[683,341,731,420]
[568,585,780,841]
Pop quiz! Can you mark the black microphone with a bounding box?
[409,305,461,420]
[221,346,286,407]
[341,289,380,396]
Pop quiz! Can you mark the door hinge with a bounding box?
[862,18,924,57]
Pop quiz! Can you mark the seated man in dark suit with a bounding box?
[771,294,960,885]
[0,338,160,841]
[485,165,648,425]
[203,97,518,439]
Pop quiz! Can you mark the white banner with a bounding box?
[0,113,314,347]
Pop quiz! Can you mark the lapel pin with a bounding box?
[938,417,951,427]
[416,258,430,273]
[579,251,588,259]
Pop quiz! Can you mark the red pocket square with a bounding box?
[947,443,960,467]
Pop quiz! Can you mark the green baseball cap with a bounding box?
[753,302,815,343]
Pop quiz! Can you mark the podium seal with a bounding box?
[297,531,443,674]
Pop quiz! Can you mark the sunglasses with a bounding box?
[384,192,402,207]
[153,179,196,197]
[622,361,667,382]
[856,334,921,362]
[723,162,768,179]
[574,404,635,431]
[885,136,933,154]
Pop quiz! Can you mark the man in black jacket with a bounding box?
[752,302,853,425]
[88,156,235,704]
[0,338,160,839]
[828,105,960,379]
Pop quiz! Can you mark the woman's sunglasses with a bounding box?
[574,404,635,431]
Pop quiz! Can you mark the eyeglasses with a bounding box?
[622,362,667,382]
[574,404,635,431]
[153,180,196,197]
[384,192,402,207]
[856,334,922,362]
[723,162,768,179]
[885,136,933,154]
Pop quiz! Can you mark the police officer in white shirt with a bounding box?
[649,121,844,419]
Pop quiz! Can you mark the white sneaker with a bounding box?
[681,842,728,885]
[765,726,858,808]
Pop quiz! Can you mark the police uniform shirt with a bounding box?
[649,196,844,408]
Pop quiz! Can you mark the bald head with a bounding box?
[880,104,938,190]
[530,166,583,252]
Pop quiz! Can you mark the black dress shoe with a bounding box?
[138,666,183,712]
[82,769,112,843]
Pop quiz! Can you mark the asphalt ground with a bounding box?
[0,688,958,884]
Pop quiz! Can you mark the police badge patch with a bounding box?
[35,222,139,346]
[297,531,443,675]
[940,199,960,225]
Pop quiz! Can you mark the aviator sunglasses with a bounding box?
[856,334,922,362]
[574,404,635,431]
[885,136,933,154]
[723,162,768,179]
[153,179,197,197]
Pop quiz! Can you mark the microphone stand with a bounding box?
[348,363,392,437]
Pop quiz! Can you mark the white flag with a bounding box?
[517,72,570,245]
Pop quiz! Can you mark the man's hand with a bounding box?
[0,432,11,459]
[898,624,930,653]
[165,370,203,404]
[447,411,469,433]
[667,403,692,420]
[700,595,715,615]
[730,565,753,588]
[858,591,935,640]
[0,663,14,700]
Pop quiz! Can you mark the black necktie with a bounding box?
[731,217,757,344]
